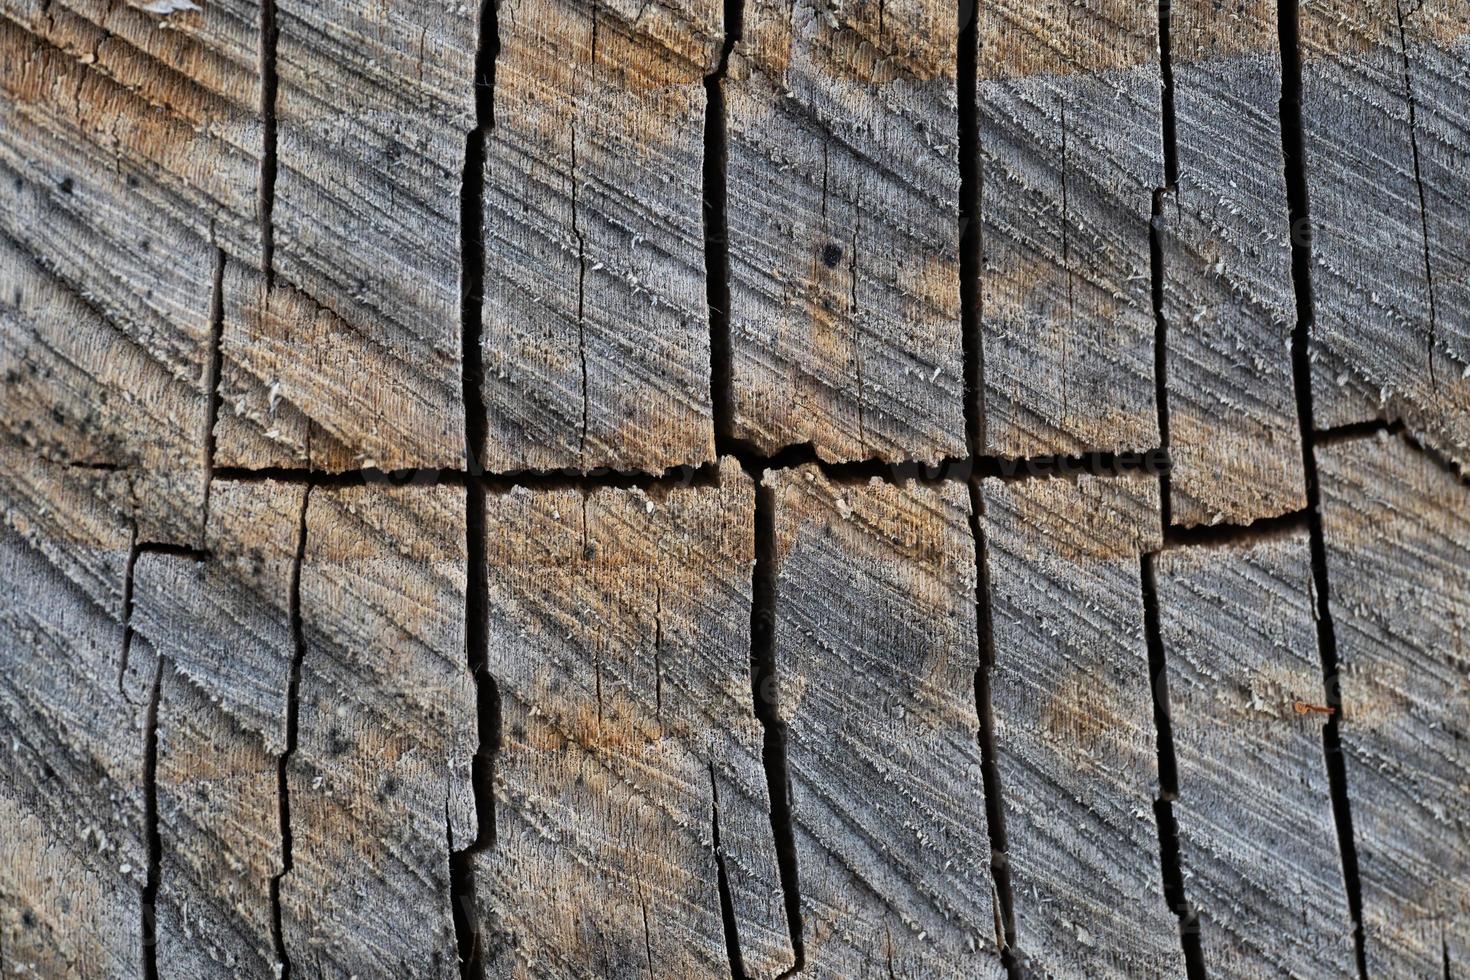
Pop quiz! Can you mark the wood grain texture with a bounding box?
[129,480,305,977]
[1163,0,1305,527]
[724,0,967,463]
[978,0,1163,456]
[1155,533,1355,977]
[475,459,791,977]
[482,0,720,472]
[0,0,260,544]
[0,446,145,979]
[279,484,477,976]
[1318,433,1470,974]
[769,468,1004,977]
[1303,0,1470,467]
[232,0,475,470]
[981,472,1180,977]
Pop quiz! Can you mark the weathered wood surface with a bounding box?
[981,472,1180,976]
[482,0,720,472]
[1303,0,1470,465]
[1162,0,1304,526]
[217,0,475,471]
[977,0,1163,457]
[129,480,304,977]
[1155,533,1355,976]
[724,0,967,463]
[279,484,477,975]
[0,447,144,979]
[474,460,791,977]
[768,468,1004,977]
[1318,433,1470,975]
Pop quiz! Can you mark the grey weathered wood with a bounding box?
[981,472,1180,976]
[0,446,145,979]
[725,0,967,463]
[1163,0,1304,526]
[475,459,791,977]
[129,480,305,977]
[1318,432,1470,974]
[481,0,720,472]
[278,484,477,975]
[1155,533,1355,977]
[219,0,474,470]
[978,0,1163,457]
[1303,0,1470,466]
[0,0,261,544]
[768,468,1004,976]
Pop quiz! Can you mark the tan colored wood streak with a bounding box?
[769,469,1005,977]
[1162,0,1304,526]
[215,263,462,471]
[279,484,475,976]
[982,472,1180,977]
[1304,0,1470,467]
[128,482,304,976]
[0,447,145,979]
[477,459,791,977]
[1318,435,1470,974]
[978,0,1163,456]
[482,0,719,471]
[1156,535,1355,976]
[261,0,474,471]
[726,0,966,463]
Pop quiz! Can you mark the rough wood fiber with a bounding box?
[1318,434,1470,974]
[1155,534,1355,977]
[128,481,306,977]
[279,485,477,976]
[1163,0,1305,527]
[724,0,967,463]
[1303,0,1470,466]
[768,468,1004,977]
[0,0,260,544]
[230,0,476,470]
[978,0,1163,456]
[981,472,1180,977]
[475,459,791,977]
[482,0,720,472]
[0,447,145,979]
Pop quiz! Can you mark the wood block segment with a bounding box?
[476,460,790,977]
[725,0,966,463]
[279,485,476,976]
[978,0,1163,456]
[769,469,1004,976]
[482,0,720,471]
[1303,0,1470,466]
[230,0,476,470]
[1163,0,1304,526]
[1318,434,1470,974]
[0,447,145,979]
[1156,534,1355,976]
[981,472,1180,976]
[129,481,305,977]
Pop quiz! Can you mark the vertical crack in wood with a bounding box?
[140,654,164,980]
[118,524,141,695]
[966,481,1020,979]
[1392,0,1440,396]
[259,0,280,284]
[704,0,744,454]
[454,2,500,975]
[708,762,746,980]
[201,247,227,543]
[957,0,983,456]
[1277,2,1369,974]
[749,477,804,971]
[1152,0,1179,529]
[1140,552,1205,978]
[268,483,310,980]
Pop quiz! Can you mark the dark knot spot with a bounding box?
[822,243,843,268]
